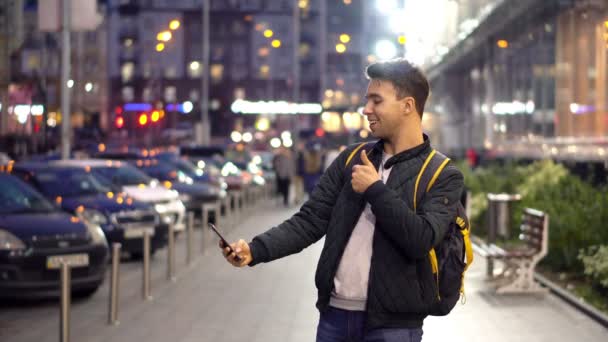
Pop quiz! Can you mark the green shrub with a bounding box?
[515,171,604,271]
[579,245,608,290]
[460,159,608,272]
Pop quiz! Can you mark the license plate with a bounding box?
[124,227,155,239]
[46,254,89,269]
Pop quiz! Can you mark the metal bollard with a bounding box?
[231,192,240,224]
[60,262,71,342]
[142,231,152,300]
[108,243,121,325]
[187,212,194,265]
[201,204,209,254]
[222,196,232,227]
[167,223,176,281]
[201,202,220,253]
[201,203,209,230]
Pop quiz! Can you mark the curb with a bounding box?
[533,273,608,329]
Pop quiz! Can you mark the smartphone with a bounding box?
[208,223,241,262]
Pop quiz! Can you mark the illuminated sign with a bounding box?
[230,99,323,115]
[491,101,534,115]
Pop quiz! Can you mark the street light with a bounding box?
[189,61,200,71]
[157,31,172,42]
[335,43,346,53]
[271,39,281,48]
[339,34,351,43]
[156,43,165,52]
[169,20,180,30]
[263,29,274,38]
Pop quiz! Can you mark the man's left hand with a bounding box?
[351,150,380,193]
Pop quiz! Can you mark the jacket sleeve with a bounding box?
[248,147,350,266]
[363,164,464,259]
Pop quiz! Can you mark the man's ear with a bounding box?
[403,98,415,114]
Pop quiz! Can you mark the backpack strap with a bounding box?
[413,150,451,211]
[345,142,375,168]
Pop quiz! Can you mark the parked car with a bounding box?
[133,159,225,212]
[96,151,227,212]
[0,174,108,298]
[51,160,186,232]
[11,163,166,258]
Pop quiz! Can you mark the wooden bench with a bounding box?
[473,208,549,294]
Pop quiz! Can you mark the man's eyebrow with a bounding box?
[365,93,382,100]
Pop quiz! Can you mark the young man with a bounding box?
[220,58,464,342]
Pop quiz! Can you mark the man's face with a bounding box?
[362,79,412,140]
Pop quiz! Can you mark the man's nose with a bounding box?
[362,104,373,116]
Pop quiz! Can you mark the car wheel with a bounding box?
[73,286,100,298]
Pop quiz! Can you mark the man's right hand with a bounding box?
[220,239,252,267]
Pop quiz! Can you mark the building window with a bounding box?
[210,64,224,83]
[143,87,152,102]
[188,61,202,78]
[122,87,134,102]
[189,89,199,102]
[231,64,247,81]
[234,88,245,100]
[164,86,176,102]
[232,21,245,35]
[164,66,178,79]
[121,62,134,82]
[212,47,225,61]
[142,63,152,78]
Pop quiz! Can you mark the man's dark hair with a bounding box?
[365,58,430,118]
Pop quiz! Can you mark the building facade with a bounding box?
[426,0,608,161]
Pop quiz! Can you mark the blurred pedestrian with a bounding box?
[219,58,464,342]
[302,142,324,196]
[272,147,293,207]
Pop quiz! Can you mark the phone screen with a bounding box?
[208,223,241,262]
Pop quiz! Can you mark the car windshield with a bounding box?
[0,175,56,214]
[170,159,204,178]
[190,158,221,177]
[92,165,152,186]
[139,161,195,183]
[139,163,177,181]
[34,169,110,197]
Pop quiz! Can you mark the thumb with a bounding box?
[360,150,372,166]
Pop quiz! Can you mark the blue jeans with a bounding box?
[316,307,423,342]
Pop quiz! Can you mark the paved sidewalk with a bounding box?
[2,199,607,341]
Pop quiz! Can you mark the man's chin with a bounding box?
[369,130,382,138]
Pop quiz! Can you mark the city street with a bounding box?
[1,197,606,342]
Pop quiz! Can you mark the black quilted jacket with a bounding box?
[248,135,464,329]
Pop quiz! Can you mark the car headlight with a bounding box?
[0,229,26,250]
[85,222,108,246]
[178,193,192,202]
[79,209,109,225]
[154,203,168,214]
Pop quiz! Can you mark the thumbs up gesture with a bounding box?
[351,150,380,194]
